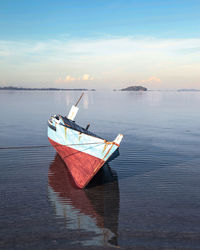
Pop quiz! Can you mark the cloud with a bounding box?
[0,36,200,89]
[140,76,161,84]
[55,76,73,84]
[55,74,94,84]
[82,74,94,81]
[65,75,75,81]
[55,75,75,84]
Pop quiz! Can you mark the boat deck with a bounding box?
[60,116,101,139]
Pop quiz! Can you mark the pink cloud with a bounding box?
[55,74,94,84]
[140,76,161,84]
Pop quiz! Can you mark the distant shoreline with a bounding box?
[1,86,199,92]
[0,86,96,91]
[177,89,200,92]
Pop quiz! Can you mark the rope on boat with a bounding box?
[0,142,105,150]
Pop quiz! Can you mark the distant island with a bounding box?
[177,89,200,92]
[0,86,95,91]
[121,86,147,91]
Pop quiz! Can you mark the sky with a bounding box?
[0,0,200,90]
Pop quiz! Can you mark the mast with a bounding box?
[67,93,84,121]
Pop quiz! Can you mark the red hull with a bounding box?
[48,138,105,188]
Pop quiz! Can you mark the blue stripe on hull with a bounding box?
[48,122,118,162]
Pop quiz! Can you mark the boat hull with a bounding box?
[47,116,120,188]
[48,138,105,188]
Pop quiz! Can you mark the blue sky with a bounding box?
[0,0,200,89]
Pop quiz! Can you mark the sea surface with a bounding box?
[1,90,200,249]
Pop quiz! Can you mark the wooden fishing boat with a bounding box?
[47,93,123,188]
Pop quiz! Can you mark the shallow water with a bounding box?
[1,90,200,249]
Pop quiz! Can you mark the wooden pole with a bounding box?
[75,92,84,107]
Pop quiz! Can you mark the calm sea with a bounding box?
[1,90,200,249]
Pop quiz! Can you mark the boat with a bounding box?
[47,93,123,188]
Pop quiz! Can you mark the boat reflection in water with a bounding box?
[48,154,119,246]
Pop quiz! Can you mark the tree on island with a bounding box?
[121,86,147,91]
